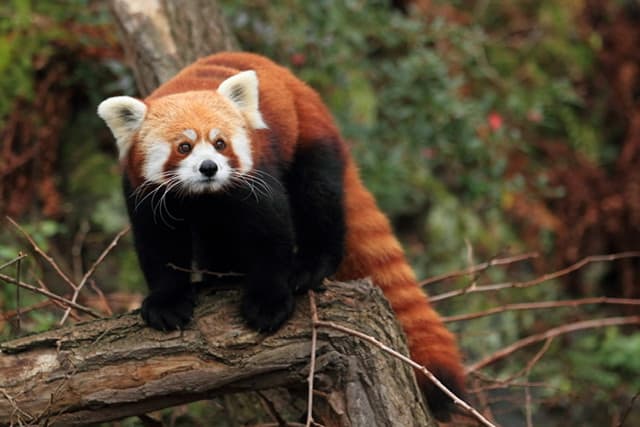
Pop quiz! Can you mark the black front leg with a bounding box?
[286,139,346,293]
[234,175,296,332]
[124,177,195,331]
[241,240,295,332]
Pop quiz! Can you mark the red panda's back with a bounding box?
[146,52,308,164]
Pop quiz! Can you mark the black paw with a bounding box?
[290,258,334,294]
[241,288,294,332]
[141,289,195,331]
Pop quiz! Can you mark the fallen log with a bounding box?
[0,280,435,426]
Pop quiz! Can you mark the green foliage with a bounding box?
[476,0,611,165]
[569,328,640,390]
[0,0,108,124]
[0,0,141,338]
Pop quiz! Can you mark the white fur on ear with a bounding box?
[97,96,147,158]
[218,70,268,130]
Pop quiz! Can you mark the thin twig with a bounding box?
[89,280,113,316]
[306,291,319,427]
[463,239,479,290]
[256,391,287,427]
[0,300,55,321]
[15,252,23,333]
[37,279,81,319]
[313,319,497,427]
[71,220,90,282]
[0,388,34,424]
[468,380,552,393]
[167,263,244,278]
[466,316,640,373]
[617,390,640,427]
[248,424,306,427]
[6,216,77,289]
[420,252,539,287]
[0,272,102,318]
[79,226,130,289]
[509,337,554,383]
[443,297,640,322]
[430,252,640,302]
[0,253,27,271]
[524,384,533,427]
[59,226,130,325]
[467,338,555,393]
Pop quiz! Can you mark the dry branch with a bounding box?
[0,281,436,427]
[430,252,640,302]
[0,272,102,318]
[443,296,640,322]
[466,315,640,373]
[59,225,130,325]
[419,252,538,287]
[313,310,497,427]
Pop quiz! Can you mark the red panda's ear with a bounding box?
[217,70,268,130]
[97,96,147,158]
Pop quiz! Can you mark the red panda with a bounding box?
[98,52,464,419]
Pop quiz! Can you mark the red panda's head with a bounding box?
[97,71,267,194]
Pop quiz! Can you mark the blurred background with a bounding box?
[1,0,639,425]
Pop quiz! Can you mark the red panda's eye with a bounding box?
[214,139,226,151]
[178,142,192,154]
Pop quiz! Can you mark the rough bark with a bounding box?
[109,0,239,96]
[0,281,434,426]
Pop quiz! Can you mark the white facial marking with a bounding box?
[182,129,197,141]
[177,142,232,193]
[209,128,220,141]
[230,126,253,173]
[142,140,171,183]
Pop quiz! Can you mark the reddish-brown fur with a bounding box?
[135,52,465,407]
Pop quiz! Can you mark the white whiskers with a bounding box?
[228,169,277,202]
[130,168,280,226]
[130,171,184,228]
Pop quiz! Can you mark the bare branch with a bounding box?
[443,297,640,322]
[60,226,130,325]
[89,280,113,316]
[6,216,76,289]
[167,263,244,278]
[430,252,640,302]
[256,391,289,427]
[15,252,23,332]
[0,253,27,271]
[466,316,640,373]
[306,291,320,427]
[618,390,640,427]
[0,272,102,318]
[71,220,90,282]
[313,319,497,427]
[0,300,55,321]
[420,252,538,287]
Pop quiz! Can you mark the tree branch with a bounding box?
[430,252,640,302]
[466,316,640,373]
[0,281,436,427]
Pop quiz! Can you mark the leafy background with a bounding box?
[1,0,639,426]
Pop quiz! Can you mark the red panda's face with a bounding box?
[135,92,253,194]
[98,71,268,194]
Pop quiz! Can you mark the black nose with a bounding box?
[199,160,218,177]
